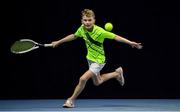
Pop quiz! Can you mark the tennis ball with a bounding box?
[104,22,113,31]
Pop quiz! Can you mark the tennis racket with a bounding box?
[10,39,53,54]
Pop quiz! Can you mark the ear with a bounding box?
[81,19,83,24]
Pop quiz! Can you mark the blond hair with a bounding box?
[81,9,95,18]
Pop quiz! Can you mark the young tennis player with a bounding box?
[51,9,143,108]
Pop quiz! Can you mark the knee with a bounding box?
[93,82,101,86]
[79,77,87,84]
[93,79,103,86]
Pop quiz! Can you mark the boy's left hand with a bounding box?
[130,42,143,49]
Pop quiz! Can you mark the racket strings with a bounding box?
[11,41,35,53]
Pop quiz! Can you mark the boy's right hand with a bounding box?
[51,41,59,48]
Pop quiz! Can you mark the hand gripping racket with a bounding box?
[10,39,53,54]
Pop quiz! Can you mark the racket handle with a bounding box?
[44,44,53,47]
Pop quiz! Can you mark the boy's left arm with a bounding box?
[114,35,143,49]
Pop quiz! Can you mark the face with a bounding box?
[81,16,95,31]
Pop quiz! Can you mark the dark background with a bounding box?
[1,0,179,99]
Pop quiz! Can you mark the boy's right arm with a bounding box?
[51,34,77,48]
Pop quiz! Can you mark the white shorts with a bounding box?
[88,60,105,75]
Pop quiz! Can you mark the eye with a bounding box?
[83,19,88,22]
[88,19,92,22]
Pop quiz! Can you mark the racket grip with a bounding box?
[44,44,53,47]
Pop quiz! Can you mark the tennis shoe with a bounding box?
[63,99,75,108]
[115,67,125,86]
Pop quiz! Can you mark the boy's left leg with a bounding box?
[92,66,125,86]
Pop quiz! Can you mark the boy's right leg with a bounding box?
[63,70,94,108]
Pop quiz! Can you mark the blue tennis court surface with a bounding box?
[0,99,180,112]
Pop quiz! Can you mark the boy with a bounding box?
[51,9,142,108]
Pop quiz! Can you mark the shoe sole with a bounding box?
[63,105,74,108]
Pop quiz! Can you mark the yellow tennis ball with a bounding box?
[104,22,113,31]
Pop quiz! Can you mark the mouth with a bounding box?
[85,25,92,28]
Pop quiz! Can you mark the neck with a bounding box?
[84,25,94,32]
